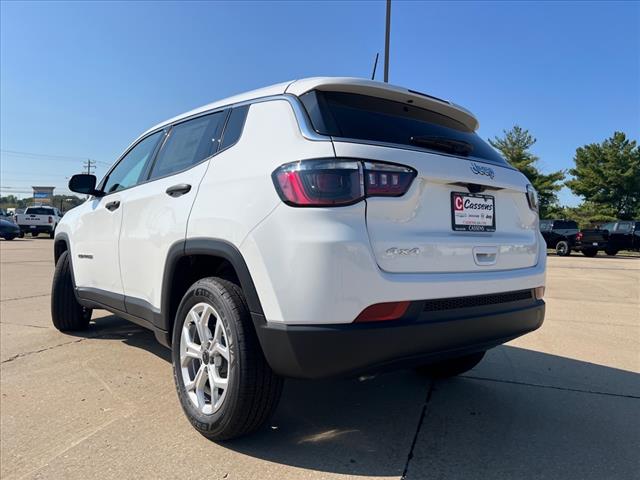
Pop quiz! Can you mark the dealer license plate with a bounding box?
[451,192,496,232]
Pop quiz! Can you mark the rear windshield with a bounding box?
[300,90,507,165]
[25,207,54,215]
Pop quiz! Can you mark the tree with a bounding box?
[489,126,565,217]
[566,132,640,219]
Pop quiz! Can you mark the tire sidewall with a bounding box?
[556,240,570,256]
[171,281,241,435]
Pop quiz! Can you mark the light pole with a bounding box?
[384,0,391,83]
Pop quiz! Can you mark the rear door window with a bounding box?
[220,106,249,150]
[148,111,226,180]
[539,220,553,232]
[300,90,508,165]
[615,222,633,233]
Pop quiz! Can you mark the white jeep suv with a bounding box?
[52,77,546,440]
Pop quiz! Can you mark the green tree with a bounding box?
[489,126,565,217]
[566,132,640,219]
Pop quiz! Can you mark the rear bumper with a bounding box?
[253,294,545,379]
[574,241,606,250]
[19,225,53,234]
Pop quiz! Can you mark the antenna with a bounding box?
[384,0,391,83]
[371,53,379,80]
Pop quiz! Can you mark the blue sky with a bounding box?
[1,1,638,204]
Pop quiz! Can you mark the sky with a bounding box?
[1,0,638,204]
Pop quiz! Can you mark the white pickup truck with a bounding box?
[16,206,62,238]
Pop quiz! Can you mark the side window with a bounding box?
[103,131,163,194]
[148,111,226,180]
[220,105,249,150]
[600,222,615,231]
[616,222,632,233]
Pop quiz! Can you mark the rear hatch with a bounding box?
[19,208,54,226]
[298,86,539,273]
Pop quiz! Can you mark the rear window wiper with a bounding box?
[409,135,474,156]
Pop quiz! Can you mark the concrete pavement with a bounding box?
[1,238,638,479]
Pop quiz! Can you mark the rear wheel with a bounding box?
[555,240,571,256]
[582,248,598,257]
[604,248,618,256]
[51,250,92,331]
[2,235,16,241]
[172,277,283,441]
[416,351,486,378]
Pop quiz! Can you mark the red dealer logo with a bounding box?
[454,195,464,211]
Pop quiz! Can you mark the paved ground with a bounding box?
[1,238,638,479]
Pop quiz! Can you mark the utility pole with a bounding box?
[83,159,96,175]
[384,0,391,83]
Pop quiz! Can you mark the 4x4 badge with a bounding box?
[470,162,495,179]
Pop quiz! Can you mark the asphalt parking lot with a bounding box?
[1,238,638,480]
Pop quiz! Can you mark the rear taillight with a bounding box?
[272,159,416,207]
[48,216,53,224]
[576,232,583,241]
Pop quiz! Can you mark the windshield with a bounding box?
[300,90,508,165]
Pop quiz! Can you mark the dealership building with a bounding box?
[32,186,55,204]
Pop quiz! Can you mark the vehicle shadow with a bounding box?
[74,314,640,479]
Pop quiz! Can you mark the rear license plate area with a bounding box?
[451,192,495,232]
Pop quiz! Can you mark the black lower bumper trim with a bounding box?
[253,300,545,379]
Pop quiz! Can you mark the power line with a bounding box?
[0,149,111,166]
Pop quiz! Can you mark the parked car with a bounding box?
[52,77,546,440]
[0,218,21,240]
[575,220,640,256]
[15,206,62,238]
[539,219,579,256]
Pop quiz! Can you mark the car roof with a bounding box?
[140,77,480,139]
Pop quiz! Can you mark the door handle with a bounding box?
[166,183,192,197]
[105,200,120,211]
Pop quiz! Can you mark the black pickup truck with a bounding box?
[574,220,640,257]
[540,219,580,256]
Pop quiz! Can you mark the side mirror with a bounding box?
[68,174,103,197]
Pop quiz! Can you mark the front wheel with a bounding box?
[416,351,486,378]
[2,235,16,241]
[172,277,283,441]
[582,248,598,257]
[51,250,92,331]
[604,248,618,256]
[555,240,571,256]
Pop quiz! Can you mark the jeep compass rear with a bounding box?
[54,77,545,440]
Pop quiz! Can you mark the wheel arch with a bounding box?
[160,238,265,346]
[54,233,70,264]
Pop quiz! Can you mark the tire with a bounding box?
[604,248,618,256]
[172,277,283,441]
[2,235,16,241]
[582,248,598,257]
[51,250,92,331]
[416,351,486,378]
[49,229,55,239]
[555,240,571,256]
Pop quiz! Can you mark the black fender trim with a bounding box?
[159,238,265,334]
